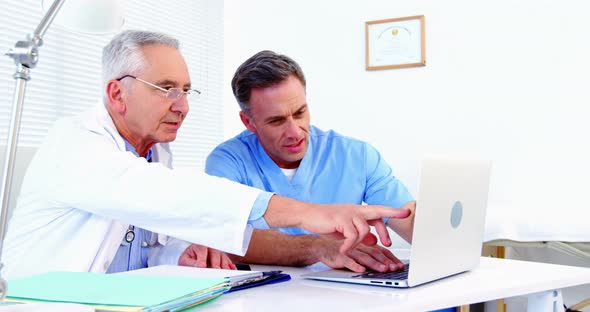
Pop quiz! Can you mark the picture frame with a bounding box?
[365,15,425,70]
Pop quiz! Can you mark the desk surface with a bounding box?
[196,257,590,312]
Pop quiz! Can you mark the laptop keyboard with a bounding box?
[352,264,410,280]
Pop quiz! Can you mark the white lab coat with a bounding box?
[2,103,263,279]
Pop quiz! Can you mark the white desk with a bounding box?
[195,257,590,312]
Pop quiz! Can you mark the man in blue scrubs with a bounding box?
[206,51,415,273]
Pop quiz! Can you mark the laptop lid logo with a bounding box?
[450,201,463,229]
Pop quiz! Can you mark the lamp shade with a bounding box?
[42,0,124,34]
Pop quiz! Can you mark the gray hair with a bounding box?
[102,30,179,102]
[231,50,306,115]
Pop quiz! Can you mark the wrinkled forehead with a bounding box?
[250,77,307,118]
[138,44,191,84]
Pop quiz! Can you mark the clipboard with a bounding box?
[227,270,291,292]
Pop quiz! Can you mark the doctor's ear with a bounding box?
[106,80,127,113]
[239,111,256,133]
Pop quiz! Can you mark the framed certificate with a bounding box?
[365,15,426,70]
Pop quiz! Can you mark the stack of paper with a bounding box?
[5,271,229,311]
[123,265,290,292]
[122,265,263,286]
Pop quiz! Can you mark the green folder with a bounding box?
[6,271,229,311]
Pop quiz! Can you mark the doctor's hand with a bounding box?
[263,195,411,254]
[313,240,405,273]
[178,244,237,270]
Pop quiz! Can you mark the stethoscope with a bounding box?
[122,225,158,246]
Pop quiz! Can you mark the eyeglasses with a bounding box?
[116,75,201,101]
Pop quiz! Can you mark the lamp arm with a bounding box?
[33,0,66,46]
[0,68,28,256]
[0,0,67,300]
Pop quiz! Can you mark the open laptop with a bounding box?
[302,158,491,288]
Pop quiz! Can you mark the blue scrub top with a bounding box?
[206,125,413,236]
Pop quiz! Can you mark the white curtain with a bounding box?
[0,0,224,168]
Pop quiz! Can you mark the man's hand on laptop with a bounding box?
[296,203,411,254]
[312,239,405,273]
[264,195,411,254]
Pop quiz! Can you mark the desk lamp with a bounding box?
[0,0,124,299]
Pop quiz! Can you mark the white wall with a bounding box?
[224,0,590,216]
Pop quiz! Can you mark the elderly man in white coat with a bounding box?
[1,30,409,279]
